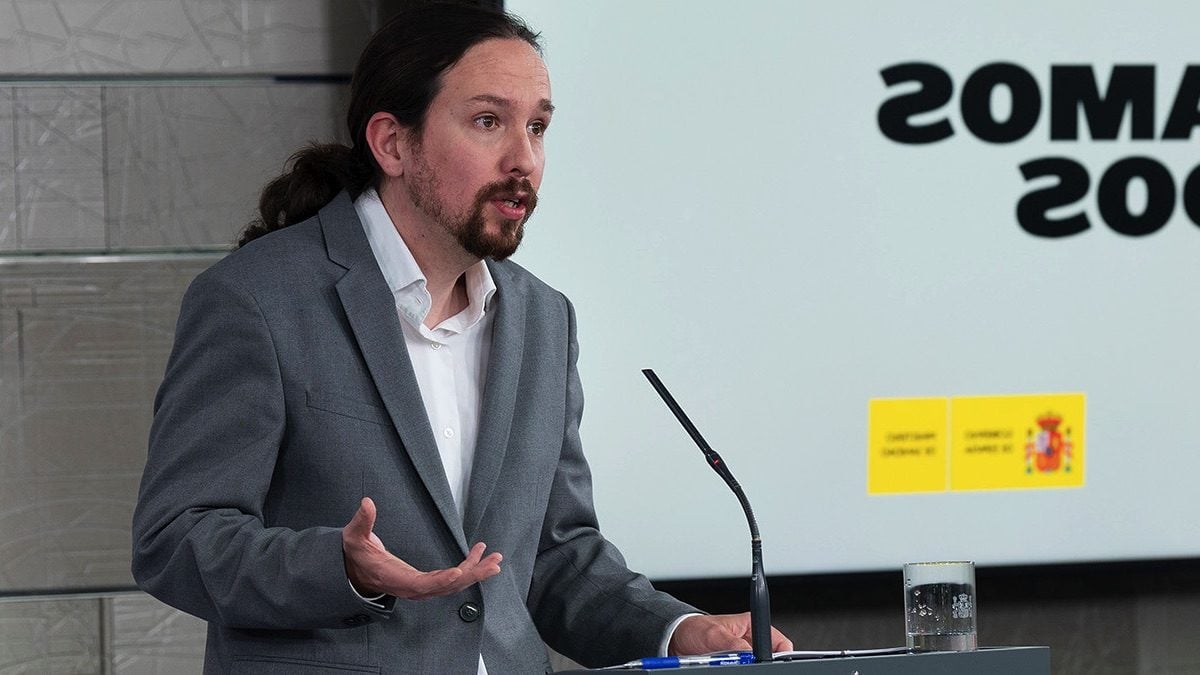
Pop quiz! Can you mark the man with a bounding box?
[131,4,791,673]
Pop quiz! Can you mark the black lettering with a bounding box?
[1183,164,1200,227]
[1097,157,1175,236]
[1050,65,1155,140]
[1163,65,1200,140]
[879,63,954,144]
[1017,157,1091,237]
[961,63,1041,143]
[967,429,1007,439]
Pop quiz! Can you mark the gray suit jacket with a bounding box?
[131,193,696,674]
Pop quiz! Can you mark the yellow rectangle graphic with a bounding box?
[950,393,1085,491]
[867,397,948,495]
[867,393,1086,494]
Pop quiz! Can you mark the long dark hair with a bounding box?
[238,2,541,247]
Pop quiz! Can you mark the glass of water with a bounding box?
[903,561,977,652]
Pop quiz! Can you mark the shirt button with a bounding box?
[431,342,442,350]
[458,602,481,623]
[443,428,454,438]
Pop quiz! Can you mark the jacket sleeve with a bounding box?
[130,268,393,629]
[527,296,699,668]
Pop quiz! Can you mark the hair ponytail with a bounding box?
[237,143,374,247]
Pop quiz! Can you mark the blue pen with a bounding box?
[616,652,755,669]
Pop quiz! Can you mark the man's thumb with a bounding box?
[345,497,377,539]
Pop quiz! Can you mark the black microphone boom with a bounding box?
[641,368,773,663]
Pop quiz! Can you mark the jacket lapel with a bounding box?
[462,261,526,540]
[319,194,468,554]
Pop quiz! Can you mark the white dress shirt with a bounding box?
[356,189,496,517]
[353,189,688,669]
[356,189,495,674]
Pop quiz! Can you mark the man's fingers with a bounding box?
[345,519,505,600]
[375,546,503,600]
[771,627,794,652]
[729,638,753,652]
[671,613,780,656]
[416,548,502,594]
[459,543,502,570]
[469,552,504,581]
[403,566,466,596]
[393,553,498,598]
[454,544,503,584]
[344,497,377,541]
[460,542,486,567]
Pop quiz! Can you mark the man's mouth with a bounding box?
[479,177,537,224]
[492,195,528,220]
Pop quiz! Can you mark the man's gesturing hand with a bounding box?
[342,497,502,599]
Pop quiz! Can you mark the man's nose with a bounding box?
[503,129,538,178]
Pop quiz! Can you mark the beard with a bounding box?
[406,162,538,262]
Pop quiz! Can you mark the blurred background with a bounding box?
[0,1,399,671]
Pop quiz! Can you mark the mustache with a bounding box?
[477,177,538,214]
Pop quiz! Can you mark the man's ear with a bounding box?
[364,111,408,178]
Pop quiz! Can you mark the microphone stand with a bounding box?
[642,369,773,663]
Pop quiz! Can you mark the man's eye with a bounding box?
[529,121,547,136]
[475,115,498,129]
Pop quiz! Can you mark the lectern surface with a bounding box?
[559,646,1050,674]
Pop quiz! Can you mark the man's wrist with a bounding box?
[347,577,389,609]
[660,613,703,656]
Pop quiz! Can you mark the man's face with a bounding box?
[405,38,552,261]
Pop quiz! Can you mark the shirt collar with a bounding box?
[354,188,497,333]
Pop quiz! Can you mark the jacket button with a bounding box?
[458,602,481,622]
[343,614,370,627]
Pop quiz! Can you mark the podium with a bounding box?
[560,646,1049,674]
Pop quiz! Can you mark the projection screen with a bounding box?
[506,0,1200,579]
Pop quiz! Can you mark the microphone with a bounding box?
[641,368,773,664]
